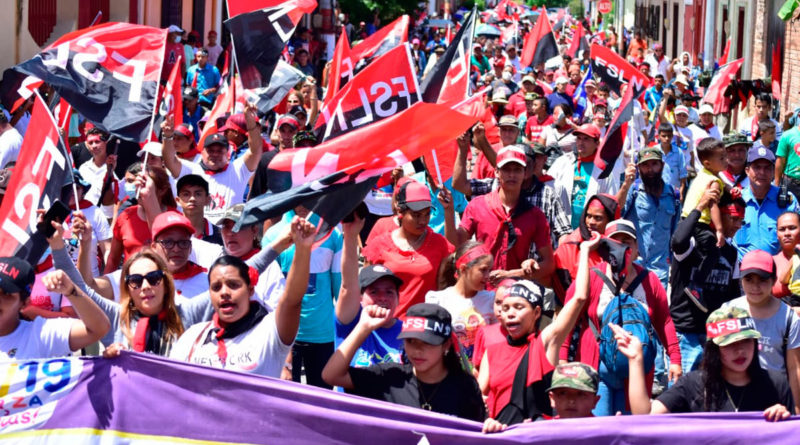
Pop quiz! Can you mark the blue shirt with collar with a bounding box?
[660,144,688,190]
[622,180,681,286]
[734,185,798,257]
[187,63,221,106]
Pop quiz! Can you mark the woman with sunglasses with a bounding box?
[169,218,315,377]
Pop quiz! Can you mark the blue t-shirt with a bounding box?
[263,211,342,343]
[334,308,403,368]
[187,63,221,105]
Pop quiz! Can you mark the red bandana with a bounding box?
[172,262,207,280]
[132,309,168,352]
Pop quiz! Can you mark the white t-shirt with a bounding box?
[63,205,112,277]
[0,317,74,360]
[178,157,252,213]
[0,126,22,169]
[425,288,496,355]
[170,313,291,378]
[174,268,210,306]
[207,43,223,66]
[188,237,225,269]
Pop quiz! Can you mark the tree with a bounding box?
[338,0,420,26]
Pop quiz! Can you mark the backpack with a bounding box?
[589,267,657,380]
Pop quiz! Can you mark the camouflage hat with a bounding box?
[218,204,246,225]
[524,92,539,101]
[529,142,547,156]
[547,362,599,393]
[293,130,318,146]
[705,306,761,347]
[637,147,663,165]
[723,132,752,149]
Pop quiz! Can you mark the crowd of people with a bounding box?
[2,2,800,435]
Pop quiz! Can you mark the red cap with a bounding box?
[220,113,247,134]
[174,124,193,138]
[496,145,527,168]
[396,180,431,211]
[740,249,776,278]
[151,211,195,240]
[574,123,601,140]
[277,114,300,130]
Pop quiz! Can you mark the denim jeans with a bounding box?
[592,360,629,416]
[676,331,706,373]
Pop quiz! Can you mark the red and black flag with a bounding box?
[323,29,354,104]
[704,58,744,114]
[0,93,72,263]
[12,22,166,142]
[350,15,410,73]
[153,59,184,137]
[314,44,420,142]
[242,60,306,115]
[237,102,477,238]
[595,85,635,179]
[567,23,590,59]
[420,7,476,105]
[520,10,558,68]
[590,44,651,97]
[225,0,317,90]
[0,70,41,115]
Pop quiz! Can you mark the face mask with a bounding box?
[123,182,137,199]
[174,36,182,43]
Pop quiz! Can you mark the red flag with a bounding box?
[314,44,419,142]
[198,79,235,148]
[595,85,635,179]
[772,40,782,101]
[351,15,409,63]
[52,97,72,130]
[0,70,42,114]
[521,11,558,67]
[590,44,651,97]
[0,94,72,262]
[719,38,731,66]
[227,0,317,24]
[704,58,744,114]
[155,59,184,135]
[323,29,353,104]
[495,0,520,21]
[567,24,589,58]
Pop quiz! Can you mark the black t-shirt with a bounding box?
[669,212,740,333]
[658,368,793,413]
[348,362,486,422]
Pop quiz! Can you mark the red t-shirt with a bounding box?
[486,333,553,418]
[362,227,454,319]
[472,323,507,368]
[113,206,153,261]
[525,114,555,141]
[470,144,500,180]
[163,42,184,82]
[506,91,527,117]
[460,191,551,272]
[365,216,398,247]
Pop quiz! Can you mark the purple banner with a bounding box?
[1,353,798,443]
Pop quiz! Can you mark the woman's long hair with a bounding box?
[701,339,762,411]
[119,249,184,350]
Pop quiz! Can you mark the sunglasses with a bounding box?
[126,270,165,289]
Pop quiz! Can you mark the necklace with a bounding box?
[417,378,444,411]
[724,384,746,412]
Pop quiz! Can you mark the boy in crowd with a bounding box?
[681,138,727,247]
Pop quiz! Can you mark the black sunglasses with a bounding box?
[126,270,165,289]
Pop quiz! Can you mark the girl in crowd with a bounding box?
[615,307,792,420]
[363,179,453,319]
[426,241,496,360]
[170,218,314,377]
[480,234,597,431]
[322,302,485,421]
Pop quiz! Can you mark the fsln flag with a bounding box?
[314,44,420,142]
[0,69,41,114]
[12,22,167,142]
[243,61,306,115]
[595,84,635,179]
[520,11,558,68]
[323,29,353,104]
[703,58,744,114]
[567,23,590,59]
[154,59,184,137]
[772,39,783,101]
[350,15,410,72]
[420,7,477,105]
[590,44,651,97]
[0,93,71,263]
[227,0,316,24]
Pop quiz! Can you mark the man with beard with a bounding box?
[618,148,681,288]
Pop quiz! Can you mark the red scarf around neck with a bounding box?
[132,309,168,352]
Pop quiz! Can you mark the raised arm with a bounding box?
[41,268,111,351]
[322,305,392,389]
[274,217,314,345]
[452,130,473,196]
[335,215,365,325]
[73,212,114,300]
[611,323,667,415]
[159,114,183,179]
[242,103,263,172]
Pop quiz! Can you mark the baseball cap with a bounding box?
[747,144,776,164]
[594,98,608,108]
[491,91,509,104]
[498,114,518,127]
[674,105,689,115]
[723,132,752,149]
[358,264,403,292]
[277,114,300,130]
[395,180,432,211]
[204,133,228,148]
[218,203,246,225]
[137,141,163,158]
[293,130,318,146]
[585,79,597,89]
[698,104,714,115]
[739,249,776,279]
[0,257,35,295]
[411,38,421,45]
[220,113,247,134]
[167,25,184,34]
[496,145,527,168]
[507,280,544,307]
[183,87,199,100]
[529,142,547,157]
[288,105,308,118]
[473,43,482,50]
[653,43,663,50]
[151,210,195,240]
[637,147,663,164]
[176,174,209,194]
[524,92,538,101]
[397,303,452,346]
[547,362,599,393]
[521,75,536,85]
[68,168,90,191]
[573,123,601,140]
[705,306,761,347]
[605,219,637,241]
[175,123,194,139]
[555,76,570,85]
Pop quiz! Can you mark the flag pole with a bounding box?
[430,149,444,188]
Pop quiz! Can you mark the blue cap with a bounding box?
[747,144,776,164]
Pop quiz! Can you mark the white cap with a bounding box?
[168,25,184,34]
[674,75,689,86]
[699,104,714,115]
[555,76,570,85]
[137,141,163,158]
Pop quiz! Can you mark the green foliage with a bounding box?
[568,0,585,17]
[528,0,569,7]
[338,0,420,25]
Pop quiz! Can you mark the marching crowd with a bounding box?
[2,3,800,434]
